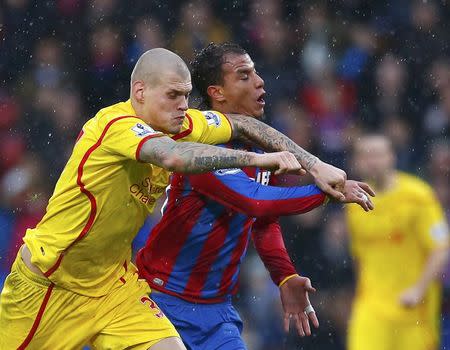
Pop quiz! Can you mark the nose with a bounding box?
[255,73,264,89]
[179,96,188,111]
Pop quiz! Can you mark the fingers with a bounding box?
[354,194,372,212]
[321,183,346,201]
[299,312,311,336]
[285,310,319,337]
[303,278,316,293]
[357,192,374,211]
[357,181,376,197]
[294,310,319,336]
[308,310,320,328]
[274,152,303,175]
[283,313,291,333]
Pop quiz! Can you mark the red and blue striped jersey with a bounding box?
[136,145,326,303]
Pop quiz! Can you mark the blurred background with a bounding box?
[0,0,449,349]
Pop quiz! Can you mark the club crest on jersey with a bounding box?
[131,123,158,137]
[430,221,449,243]
[203,111,221,127]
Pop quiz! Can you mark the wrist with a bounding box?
[251,152,263,167]
[306,157,320,174]
[278,274,300,288]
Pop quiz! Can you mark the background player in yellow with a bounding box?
[0,47,349,350]
[346,134,450,350]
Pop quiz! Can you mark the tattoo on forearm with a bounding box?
[141,137,253,173]
[228,114,318,170]
[194,155,238,168]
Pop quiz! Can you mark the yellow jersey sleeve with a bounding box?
[102,117,164,161]
[415,186,449,251]
[173,109,233,145]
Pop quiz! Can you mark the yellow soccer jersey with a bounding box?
[346,172,449,324]
[23,100,232,297]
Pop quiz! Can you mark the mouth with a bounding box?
[256,92,266,106]
[173,115,185,125]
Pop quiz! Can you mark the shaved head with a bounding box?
[130,48,192,134]
[131,48,190,88]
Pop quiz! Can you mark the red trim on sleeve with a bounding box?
[75,129,84,143]
[135,133,165,161]
[43,254,63,277]
[172,113,193,140]
[44,116,139,277]
[17,283,55,349]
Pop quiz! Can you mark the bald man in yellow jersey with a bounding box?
[346,134,449,350]
[0,47,349,350]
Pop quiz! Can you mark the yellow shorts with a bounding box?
[0,253,179,350]
[347,305,438,350]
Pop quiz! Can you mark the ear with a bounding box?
[132,80,145,103]
[207,85,226,103]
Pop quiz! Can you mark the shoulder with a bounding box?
[93,100,140,128]
[186,109,225,127]
[397,172,436,203]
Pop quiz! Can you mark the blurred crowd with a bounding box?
[1,0,449,349]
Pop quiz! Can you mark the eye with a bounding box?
[241,74,249,80]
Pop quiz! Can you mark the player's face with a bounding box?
[219,53,266,118]
[354,136,396,181]
[143,71,192,134]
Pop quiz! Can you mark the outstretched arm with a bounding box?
[252,217,319,336]
[226,114,347,200]
[138,136,301,175]
[189,168,326,217]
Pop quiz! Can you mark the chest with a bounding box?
[127,162,170,207]
[350,194,418,245]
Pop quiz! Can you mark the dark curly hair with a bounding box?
[190,42,247,109]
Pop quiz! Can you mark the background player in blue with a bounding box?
[136,43,375,350]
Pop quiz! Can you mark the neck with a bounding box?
[372,170,396,192]
[130,99,151,124]
[211,101,230,114]
[131,98,142,116]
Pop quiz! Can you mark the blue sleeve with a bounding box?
[188,168,326,217]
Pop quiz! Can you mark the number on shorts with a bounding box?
[140,296,165,319]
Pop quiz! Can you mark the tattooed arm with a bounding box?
[139,136,301,175]
[226,114,347,200]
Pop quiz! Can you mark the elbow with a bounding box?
[238,201,266,217]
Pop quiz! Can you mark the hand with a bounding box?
[399,285,426,308]
[256,151,306,176]
[309,160,347,201]
[341,180,376,211]
[280,275,319,337]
